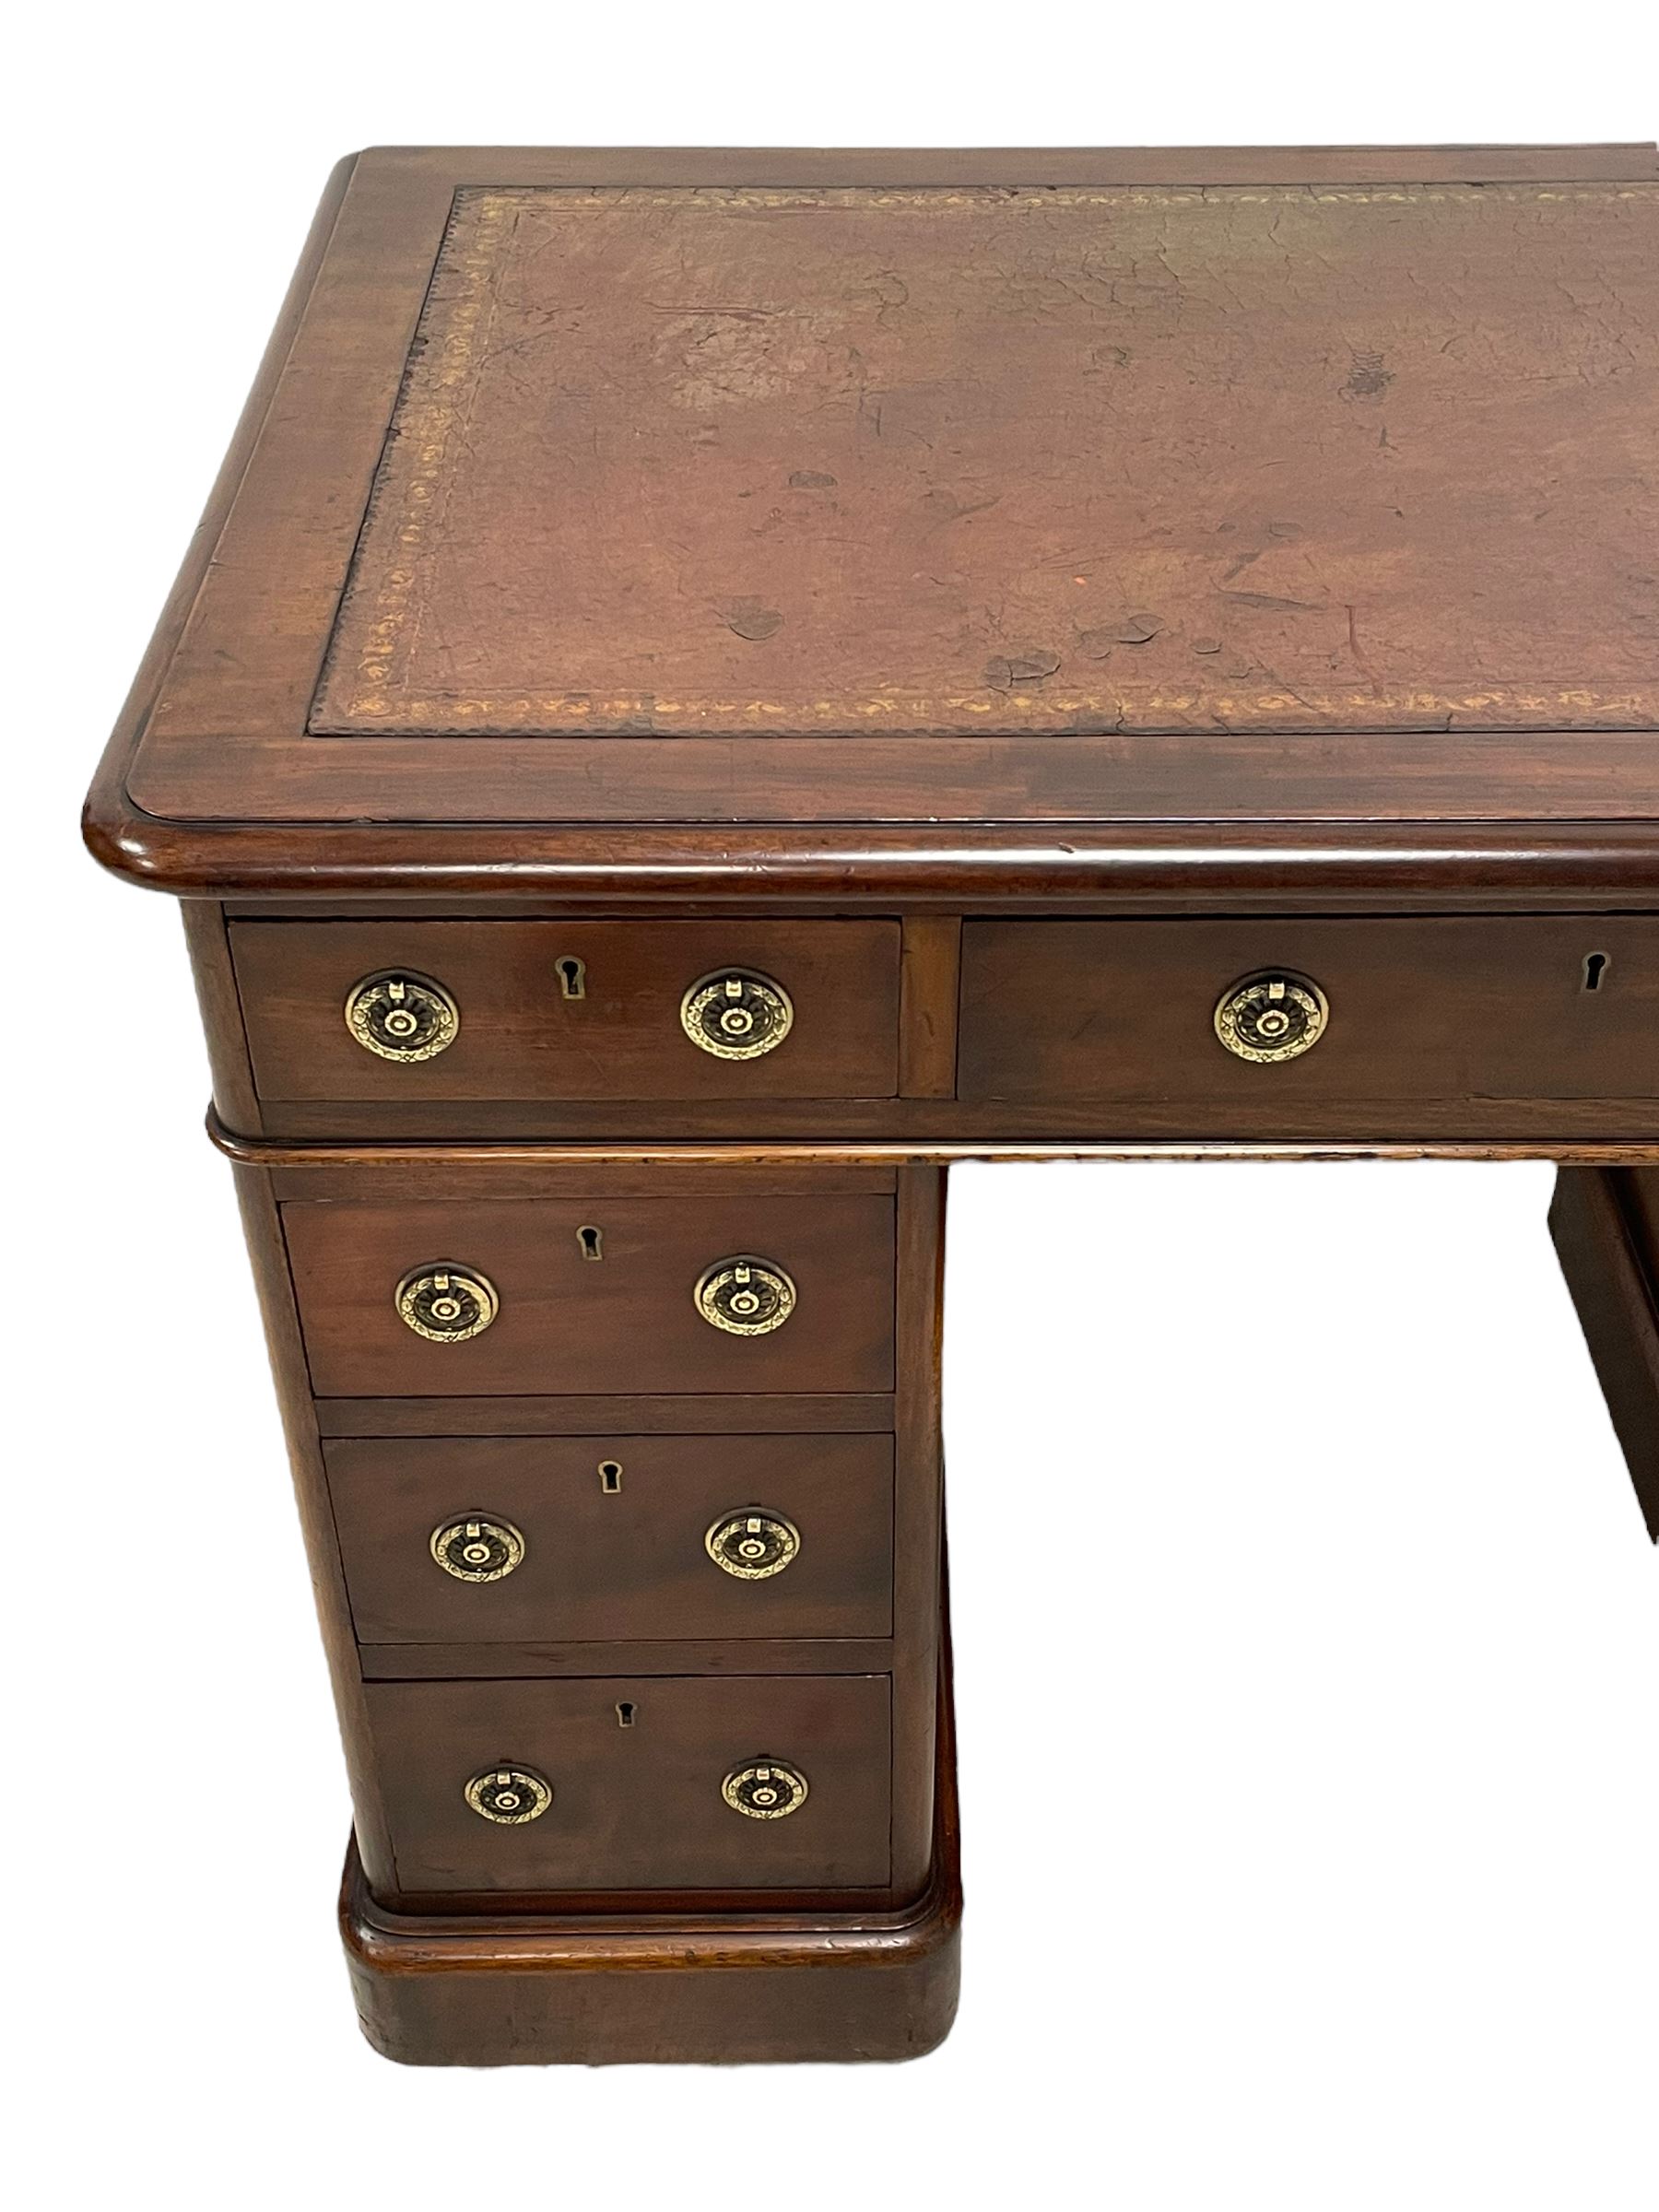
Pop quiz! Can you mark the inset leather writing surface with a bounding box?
[313,184,1657,741]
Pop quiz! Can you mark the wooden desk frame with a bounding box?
[86,142,1658,2064]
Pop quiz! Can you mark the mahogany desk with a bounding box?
[85,145,1659,2065]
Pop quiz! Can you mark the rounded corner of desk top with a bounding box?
[104,147,1659,864]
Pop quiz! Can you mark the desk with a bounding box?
[85,144,1659,2065]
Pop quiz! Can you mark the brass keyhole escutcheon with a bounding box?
[429,1515,525,1583]
[693,1256,797,1336]
[722,1759,810,1820]
[464,1765,553,1825]
[395,1264,500,1342]
[1214,971,1330,1064]
[679,970,794,1061]
[344,971,460,1062]
[705,1509,801,1581]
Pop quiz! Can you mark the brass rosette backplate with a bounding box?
[1214,971,1330,1063]
[679,970,794,1061]
[344,970,460,1062]
[464,1766,554,1824]
[722,1759,810,1819]
[705,1510,802,1580]
[395,1265,500,1342]
[429,1515,526,1582]
[693,1256,797,1336]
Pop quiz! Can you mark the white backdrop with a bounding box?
[13,8,1657,2206]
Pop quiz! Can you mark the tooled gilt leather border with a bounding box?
[309,182,1659,740]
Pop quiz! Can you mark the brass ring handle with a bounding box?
[693,1256,797,1336]
[344,970,460,1061]
[1214,971,1329,1063]
[464,1766,553,1824]
[430,1515,525,1582]
[395,1264,500,1342]
[680,970,794,1061]
[722,1759,809,1820]
[705,1509,801,1580]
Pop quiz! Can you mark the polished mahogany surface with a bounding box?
[84,144,1659,904]
[325,1431,895,1646]
[80,146,1659,2066]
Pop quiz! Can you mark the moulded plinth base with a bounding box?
[340,1665,961,2066]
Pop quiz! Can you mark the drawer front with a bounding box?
[328,1432,894,1643]
[285,1195,895,1396]
[367,1675,891,1895]
[959,917,1659,1111]
[230,920,900,1101]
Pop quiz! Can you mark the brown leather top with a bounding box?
[314,181,1658,741]
[86,147,1659,897]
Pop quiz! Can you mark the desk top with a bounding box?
[87,146,1659,906]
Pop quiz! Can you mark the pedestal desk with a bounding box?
[84,144,1659,2065]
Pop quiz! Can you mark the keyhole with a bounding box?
[598,1459,623,1493]
[577,1225,604,1262]
[1583,951,1611,994]
[616,1701,636,1728]
[557,957,586,1000]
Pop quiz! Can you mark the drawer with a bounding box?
[230,920,900,1101]
[328,1432,894,1644]
[284,1195,895,1396]
[366,1675,891,1896]
[959,918,1659,1111]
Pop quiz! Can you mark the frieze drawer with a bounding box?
[230,920,901,1104]
[959,917,1659,1114]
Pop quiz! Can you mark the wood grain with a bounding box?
[180,902,264,1132]
[315,1393,896,1437]
[228,1162,398,1891]
[959,917,1659,1112]
[889,1168,944,1899]
[282,1192,897,1397]
[326,1431,894,1643]
[1550,1168,1659,1540]
[314,183,1659,742]
[231,918,900,1102]
[84,146,1659,905]
[366,1673,892,1902]
[359,1638,899,1680]
[341,1638,959,2065]
[218,1116,1659,1166]
[90,144,1659,2069]
[899,917,961,1099]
